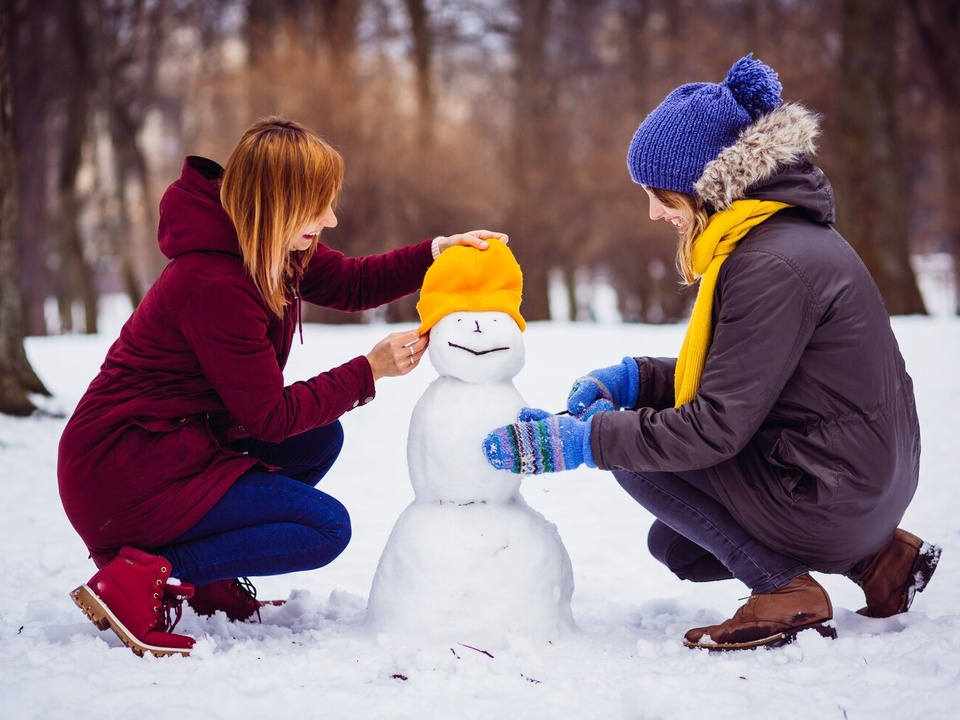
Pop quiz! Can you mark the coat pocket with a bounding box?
[769,425,848,505]
[131,416,194,433]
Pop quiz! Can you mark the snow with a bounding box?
[367,310,575,643]
[2,311,959,720]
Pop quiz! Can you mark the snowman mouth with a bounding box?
[447,342,510,356]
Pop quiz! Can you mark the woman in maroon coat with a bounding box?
[60,116,506,657]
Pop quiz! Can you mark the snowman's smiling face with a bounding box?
[428,311,525,383]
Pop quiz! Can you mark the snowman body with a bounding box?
[366,311,575,644]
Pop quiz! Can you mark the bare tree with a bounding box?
[94,0,177,306]
[507,0,556,322]
[54,0,98,334]
[10,0,56,336]
[11,0,172,337]
[404,0,435,150]
[835,0,925,314]
[0,0,52,415]
[906,0,960,315]
[4,0,946,342]
[243,0,362,118]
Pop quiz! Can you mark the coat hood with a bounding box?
[693,103,832,222]
[157,156,241,260]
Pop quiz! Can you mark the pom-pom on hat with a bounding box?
[417,238,525,334]
[627,54,782,194]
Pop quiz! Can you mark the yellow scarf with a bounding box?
[674,199,792,408]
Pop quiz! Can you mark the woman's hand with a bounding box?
[435,230,509,254]
[366,329,428,381]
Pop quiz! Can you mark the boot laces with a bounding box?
[235,577,263,623]
[160,586,190,633]
[235,577,258,601]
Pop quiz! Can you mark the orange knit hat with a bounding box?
[417,239,525,334]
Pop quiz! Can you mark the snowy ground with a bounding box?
[1,313,958,720]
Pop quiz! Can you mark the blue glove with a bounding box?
[483,410,596,475]
[566,357,640,419]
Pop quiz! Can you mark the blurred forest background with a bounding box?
[1,0,959,414]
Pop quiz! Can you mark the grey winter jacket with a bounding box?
[592,104,920,573]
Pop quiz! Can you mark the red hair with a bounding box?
[221,116,344,316]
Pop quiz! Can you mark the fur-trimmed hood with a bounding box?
[694,103,823,213]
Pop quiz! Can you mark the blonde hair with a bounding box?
[647,187,710,286]
[220,116,344,316]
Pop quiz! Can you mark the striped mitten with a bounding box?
[483,411,596,475]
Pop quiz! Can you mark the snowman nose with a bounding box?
[473,320,482,333]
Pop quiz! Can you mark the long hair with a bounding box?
[220,116,344,316]
[647,187,710,286]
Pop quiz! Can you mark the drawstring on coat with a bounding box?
[291,283,304,345]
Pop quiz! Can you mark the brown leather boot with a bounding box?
[684,573,836,650]
[856,529,942,618]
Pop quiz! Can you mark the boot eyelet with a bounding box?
[156,579,162,586]
[153,592,160,599]
[160,566,168,573]
[153,606,160,612]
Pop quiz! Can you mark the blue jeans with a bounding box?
[155,422,351,586]
[613,468,808,594]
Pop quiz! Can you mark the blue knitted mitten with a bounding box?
[483,411,595,475]
[566,357,640,419]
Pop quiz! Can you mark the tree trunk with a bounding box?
[245,0,282,117]
[946,106,960,316]
[0,0,51,416]
[10,0,54,336]
[107,97,159,310]
[403,0,435,151]
[906,0,960,315]
[836,0,926,315]
[56,0,98,334]
[509,0,554,322]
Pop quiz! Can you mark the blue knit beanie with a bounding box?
[627,54,782,194]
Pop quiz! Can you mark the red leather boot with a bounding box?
[70,546,196,657]
[188,578,284,622]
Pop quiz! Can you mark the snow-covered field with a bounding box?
[2,314,958,720]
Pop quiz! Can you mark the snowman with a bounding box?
[365,239,575,646]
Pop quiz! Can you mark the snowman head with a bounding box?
[428,310,524,383]
[417,239,526,384]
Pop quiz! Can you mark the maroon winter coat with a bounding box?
[58,156,434,566]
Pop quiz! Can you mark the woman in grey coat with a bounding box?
[483,54,941,650]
